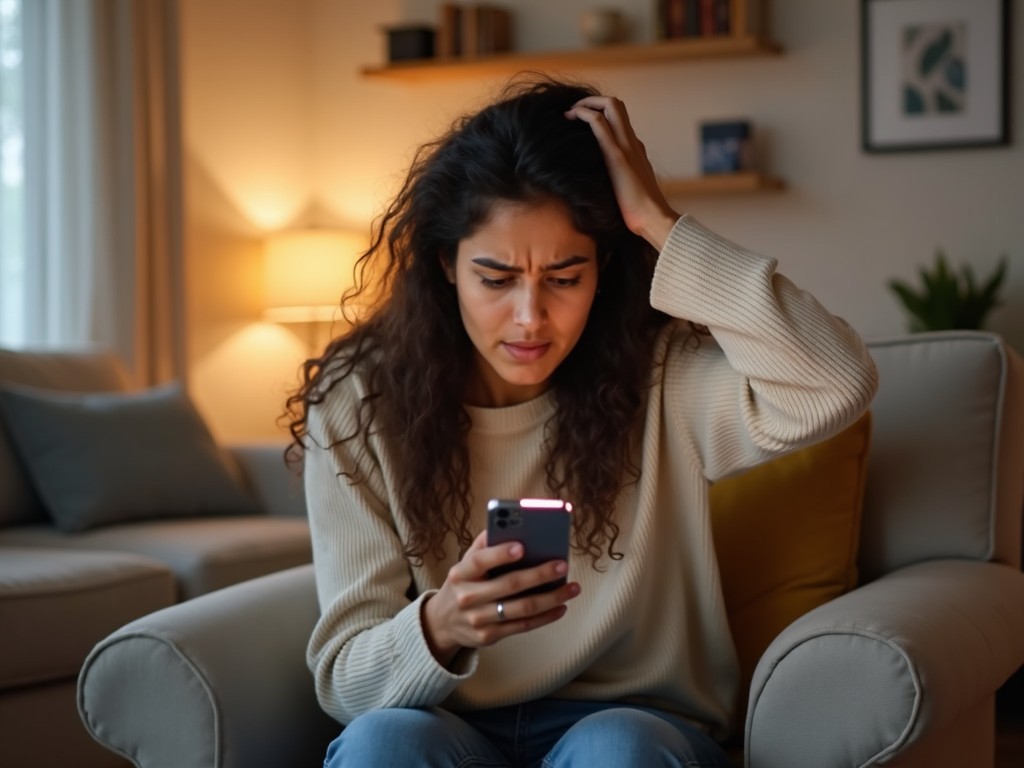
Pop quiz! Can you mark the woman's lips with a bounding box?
[502,341,551,362]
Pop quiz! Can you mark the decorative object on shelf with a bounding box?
[437,3,512,58]
[888,251,1008,331]
[700,119,753,174]
[580,8,626,46]
[659,0,765,40]
[384,25,436,62]
[861,0,1009,152]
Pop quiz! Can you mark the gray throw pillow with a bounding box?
[0,382,259,531]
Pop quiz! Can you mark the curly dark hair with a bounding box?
[285,76,671,565]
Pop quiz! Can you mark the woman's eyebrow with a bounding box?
[470,255,591,273]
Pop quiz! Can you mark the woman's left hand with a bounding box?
[565,95,680,251]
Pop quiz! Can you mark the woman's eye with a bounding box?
[480,276,511,289]
[549,276,582,288]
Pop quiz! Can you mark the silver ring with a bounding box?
[496,601,506,622]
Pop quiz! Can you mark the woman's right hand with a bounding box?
[565,95,679,252]
[422,531,581,666]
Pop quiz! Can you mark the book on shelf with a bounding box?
[436,3,463,58]
[730,0,766,37]
[660,0,766,39]
[700,0,715,36]
[714,0,731,35]
[440,4,511,58]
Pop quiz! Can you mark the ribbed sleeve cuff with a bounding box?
[389,591,478,703]
[650,215,778,322]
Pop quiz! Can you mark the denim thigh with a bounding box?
[323,700,735,768]
[323,706,509,768]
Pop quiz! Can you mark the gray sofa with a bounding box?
[77,332,1024,768]
[0,348,312,768]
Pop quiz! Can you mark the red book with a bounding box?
[700,0,715,36]
[665,0,686,38]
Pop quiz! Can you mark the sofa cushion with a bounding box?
[0,348,131,528]
[710,412,872,712]
[0,382,259,532]
[0,547,175,689]
[0,516,312,600]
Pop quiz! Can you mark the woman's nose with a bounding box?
[513,286,545,330]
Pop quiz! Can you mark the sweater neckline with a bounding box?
[465,391,555,433]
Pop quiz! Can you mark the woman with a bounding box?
[287,78,877,767]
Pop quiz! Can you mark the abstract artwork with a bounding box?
[862,0,1008,152]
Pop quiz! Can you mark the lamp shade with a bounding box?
[263,229,366,323]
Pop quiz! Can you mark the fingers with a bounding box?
[564,94,679,247]
[448,549,577,620]
[456,548,568,605]
[448,535,569,604]
[463,580,581,646]
[428,533,582,654]
[566,104,628,168]
[567,95,640,150]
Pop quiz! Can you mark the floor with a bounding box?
[997,674,1024,768]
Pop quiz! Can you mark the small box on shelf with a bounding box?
[385,25,436,62]
[700,119,754,175]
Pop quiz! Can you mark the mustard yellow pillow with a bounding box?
[710,412,872,710]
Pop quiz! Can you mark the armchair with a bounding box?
[77,332,1024,767]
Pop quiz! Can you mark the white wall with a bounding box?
[181,0,1024,441]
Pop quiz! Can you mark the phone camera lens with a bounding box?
[496,519,508,529]
[497,509,509,519]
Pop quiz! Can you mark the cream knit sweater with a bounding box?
[304,215,878,734]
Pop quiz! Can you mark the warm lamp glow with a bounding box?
[263,229,367,323]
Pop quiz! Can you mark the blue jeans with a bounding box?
[323,699,736,767]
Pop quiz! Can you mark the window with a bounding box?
[0,0,23,346]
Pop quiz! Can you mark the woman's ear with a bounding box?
[440,253,456,284]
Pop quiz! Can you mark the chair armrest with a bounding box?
[78,565,337,768]
[745,559,1024,768]
[227,444,307,518]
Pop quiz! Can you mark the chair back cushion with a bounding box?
[859,332,1024,580]
[0,348,131,526]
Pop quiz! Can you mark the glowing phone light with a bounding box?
[520,498,572,511]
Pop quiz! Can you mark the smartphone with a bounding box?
[486,498,572,596]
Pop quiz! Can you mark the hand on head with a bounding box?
[565,96,680,251]
[422,530,581,666]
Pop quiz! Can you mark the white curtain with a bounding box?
[14,0,183,385]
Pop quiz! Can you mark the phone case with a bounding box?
[486,498,571,595]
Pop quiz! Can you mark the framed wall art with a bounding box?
[861,0,1009,152]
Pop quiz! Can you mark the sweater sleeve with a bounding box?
[304,383,476,725]
[651,215,878,482]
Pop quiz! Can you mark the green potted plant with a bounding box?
[888,250,1008,332]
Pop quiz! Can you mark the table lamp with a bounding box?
[263,229,367,323]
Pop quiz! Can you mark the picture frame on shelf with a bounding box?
[861,0,1009,153]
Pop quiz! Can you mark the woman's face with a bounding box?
[448,200,599,407]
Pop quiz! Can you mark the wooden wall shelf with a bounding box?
[660,172,786,197]
[361,35,783,82]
